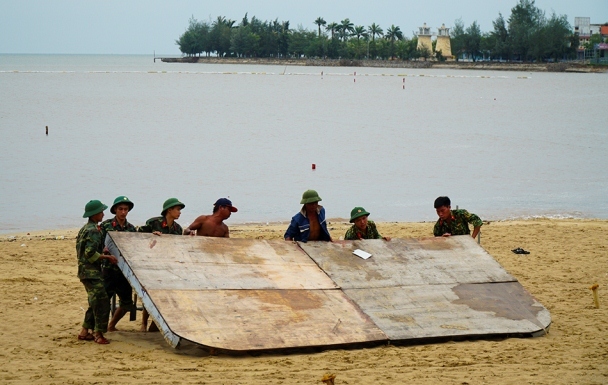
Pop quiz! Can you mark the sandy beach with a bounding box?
[1,219,607,384]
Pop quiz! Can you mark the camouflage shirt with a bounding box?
[138,216,183,235]
[100,217,136,271]
[433,209,483,237]
[76,220,104,280]
[344,220,383,240]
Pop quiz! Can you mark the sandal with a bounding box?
[94,335,110,344]
[77,333,95,341]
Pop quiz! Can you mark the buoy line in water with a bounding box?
[0,70,519,79]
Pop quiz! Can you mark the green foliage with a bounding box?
[464,21,482,61]
[175,16,211,57]
[230,25,259,57]
[508,0,544,61]
[491,13,510,59]
[417,46,432,61]
[175,4,579,63]
[210,16,234,57]
[326,22,338,40]
[585,33,603,50]
[450,18,466,61]
[338,19,355,41]
[480,33,496,59]
[385,25,403,58]
[289,27,315,57]
[435,49,446,62]
[396,38,418,60]
[314,17,326,38]
[542,13,575,60]
[368,23,383,41]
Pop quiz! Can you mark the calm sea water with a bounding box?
[1,54,607,234]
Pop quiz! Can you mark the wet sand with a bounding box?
[1,219,606,384]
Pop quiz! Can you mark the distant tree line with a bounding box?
[176,0,581,62]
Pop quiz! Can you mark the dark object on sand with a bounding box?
[512,248,530,255]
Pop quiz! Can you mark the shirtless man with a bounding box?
[284,189,332,242]
[184,198,237,237]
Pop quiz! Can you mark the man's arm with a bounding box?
[471,226,481,239]
[463,210,483,239]
[85,227,118,265]
[284,217,298,241]
[184,215,204,235]
[344,226,357,240]
[433,221,445,237]
[83,228,103,264]
[138,218,164,236]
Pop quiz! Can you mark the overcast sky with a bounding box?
[1,0,606,54]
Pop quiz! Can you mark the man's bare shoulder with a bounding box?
[193,214,212,222]
[189,215,211,229]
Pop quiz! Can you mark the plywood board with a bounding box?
[151,289,387,351]
[343,282,551,340]
[106,233,551,351]
[299,236,515,289]
[109,232,337,290]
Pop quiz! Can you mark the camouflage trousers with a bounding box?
[81,278,110,333]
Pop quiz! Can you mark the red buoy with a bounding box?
[312,164,316,170]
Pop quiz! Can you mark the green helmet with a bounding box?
[300,189,322,204]
[161,198,185,216]
[111,195,134,214]
[82,200,108,218]
[349,206,370,223]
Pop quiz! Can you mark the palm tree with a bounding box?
[339,18,354,41]
[385,24,403,58]
[352,25,369,59]
[368,23,383,41]
[314,17,326,38]
[353,25,368,41]
[326,22,338,39]
[214,16,226,26]
[385,24,403,42]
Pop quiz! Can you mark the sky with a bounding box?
[1,0,606,54]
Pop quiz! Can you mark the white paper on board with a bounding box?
[353,249,372,260]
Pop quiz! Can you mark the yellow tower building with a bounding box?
[416,23,433,56]
[435,23,452,59]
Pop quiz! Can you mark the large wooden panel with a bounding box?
[109,232,337,290]
[343,282,551,340]
[151,289,387,351]
[299,236,515,289]
[106,233,551,351]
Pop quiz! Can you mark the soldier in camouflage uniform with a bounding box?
[433,196,483,238]
[344,207,391,241]
[138,197,185,236]
[137,197,185,331]
[76,200,118,345]
[99,196,137,332]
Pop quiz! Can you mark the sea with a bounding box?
[0,54,607,234]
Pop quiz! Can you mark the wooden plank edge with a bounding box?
[106,234,181,348]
